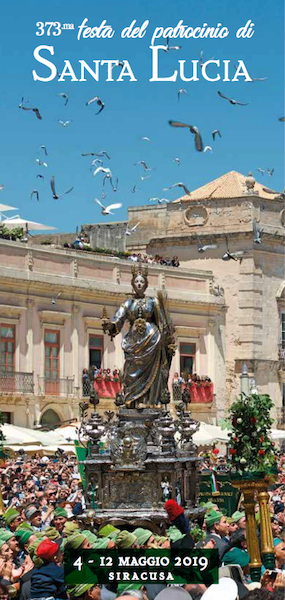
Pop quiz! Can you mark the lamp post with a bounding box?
[240,363,250,396]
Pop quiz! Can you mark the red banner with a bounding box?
[93,379,121,398]
[182,382,214,403]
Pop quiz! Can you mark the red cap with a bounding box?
[165,500,184,521]
[36,539,59,561]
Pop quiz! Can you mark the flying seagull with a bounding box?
[204,146,213,153]
[36,159,48,168]
[36,174,44,179]
[217,91,248,106]
[0,184,4,192]
[178,89,188,100]
[58,120,72,127]
[253,219,263,244]
[134,160,154,171]
[141,136,151,142]
[169,120,203,152]
[109,176,118,192]
[267,168,274,176]
[163,182,191,195]
[125,223,140,236]
[173,158,180,166]
[197,235,217,253]
[140,175,151,181]
[131,184,138,193]
[95,198,122,215]
[212,129,221,141]
[111,60,124,71]
[148,197,169,204]
[57,93,69,106]
[50,175,74,200]
[52,293,61,305]
[279,117,285,122]
[233,65,267,82]
[86,96,105,114]
[257,168,266,176]
[222,236,245,262]
[39,145,48,155]
[19,98,42,120]
[93,166,112,179]
[30,190,39,202]
[93,167,118,190]
[82,150,110,159]
[199,50,215,66]
[91,159,103,167]
[162,37,182,52]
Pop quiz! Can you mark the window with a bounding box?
[179,342,196,375]
[89,335,103,369]
[0,325,15,374]
[282,313,285,349]
[44,330,60,394]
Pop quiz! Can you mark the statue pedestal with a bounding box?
[80,406,205,531]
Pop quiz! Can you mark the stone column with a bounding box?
[26,299,34,373]
[207,320,216,385]
[72,305,80,396]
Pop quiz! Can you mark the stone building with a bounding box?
[0,238,225,427]
[85,171,285,426]
[1,170,284,429]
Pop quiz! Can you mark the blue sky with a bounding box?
[0,0,284,232]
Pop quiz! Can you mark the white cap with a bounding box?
[201,578,238,600]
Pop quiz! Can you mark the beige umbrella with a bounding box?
[0,203,18,212]
[2,216,56,232]
[0,203,18,222]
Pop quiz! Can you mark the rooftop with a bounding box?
[173,171,281,202]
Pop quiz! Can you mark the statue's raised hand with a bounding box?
[102,320,116,339]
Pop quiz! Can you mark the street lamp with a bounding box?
[240,363,250,396]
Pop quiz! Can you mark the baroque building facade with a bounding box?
[0,238,225,427]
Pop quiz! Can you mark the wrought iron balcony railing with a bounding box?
[0,370,34,394]
[38,376,77,397]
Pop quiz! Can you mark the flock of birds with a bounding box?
[196,223,263,263]
[1,44,283,251]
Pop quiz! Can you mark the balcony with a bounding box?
[0,370,34,395]
[172,382,214,404]
[38,376,77,397]
[278,344,285,369]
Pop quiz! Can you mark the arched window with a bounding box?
[40,409,61,427]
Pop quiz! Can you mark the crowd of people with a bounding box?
[173,374,212,386]
[82,369,212,397]
[128,253,180,267]
[62,237,180,269]
[82,368,121,396]
[0,453,284,600]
